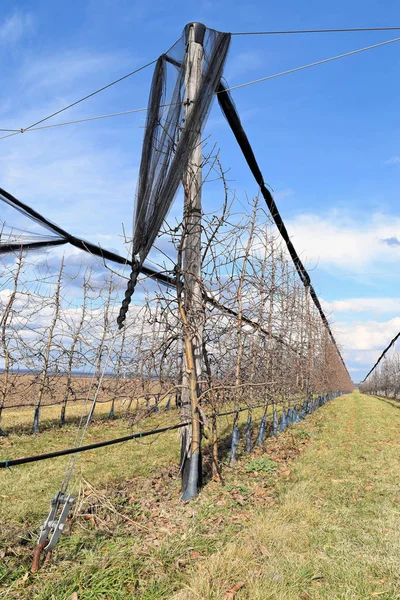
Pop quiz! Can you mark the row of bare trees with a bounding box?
[0,196,352,446]
[0,252,178,432]
[171,195,352,486]
[359,349,400,399]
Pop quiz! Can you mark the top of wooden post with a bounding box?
[184,22,206,46]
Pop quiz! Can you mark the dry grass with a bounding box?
[1,392,399,599]
[172,392,400,599]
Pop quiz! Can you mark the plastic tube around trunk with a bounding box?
[272,410,279,437]
[279,410,287,432]
[245,414,252,452]
[181,451,201,501]
[33,406,40,434]
[229,425,240,463]
[256,414,266,446]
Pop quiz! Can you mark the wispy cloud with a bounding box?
[225,51,266,81]
[275,188,294,201]
[322,297,400,315]
[286,211,400,272]
[385,156,400,165]
[0,12,34,45]
[334,316,400,353]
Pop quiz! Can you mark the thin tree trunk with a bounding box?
[88,274,113,423]
[34,256,64,433]
[0,250,23,434]
[230,200,258,462]
[60,268,90,426]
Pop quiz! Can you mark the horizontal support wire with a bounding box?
[0,422,190,468]
[231,26,400,35]
[2,35,400,138]
[0,103,184,138]
[0,395,157,411]
[221,36,400,93]
[0,391,338,469]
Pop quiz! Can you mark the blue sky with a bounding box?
[1,0,400,382]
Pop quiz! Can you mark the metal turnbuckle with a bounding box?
[32,491,75,571]
[38,491,75,551]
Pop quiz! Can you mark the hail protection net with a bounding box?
[0,25,231,324]
[0,23,345,372]
[118,25,231,326]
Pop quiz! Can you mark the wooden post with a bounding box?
[180,22,205,501]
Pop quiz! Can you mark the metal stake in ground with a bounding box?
[180,22,205,501]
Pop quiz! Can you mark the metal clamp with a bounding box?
[38,491,75,552]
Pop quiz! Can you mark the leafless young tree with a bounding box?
[0,249,23,433]
[32,256,65,432]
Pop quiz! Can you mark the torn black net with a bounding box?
[0,26,231,326]
[117,25,231,326]
[0,187,176,287]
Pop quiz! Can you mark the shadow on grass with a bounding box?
[371,395,400,410]
[3,405,178,437]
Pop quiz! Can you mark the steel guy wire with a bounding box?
[221,35,400,93]
[24,58,158,132]
[3,35,400,138]
[231,26,400,35]
[0,102,184,139]
[60,244,133,494]
[60,320,126,493]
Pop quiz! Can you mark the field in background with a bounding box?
[0,372,163,408]
[0,372,170,432]
[1,391,399,599]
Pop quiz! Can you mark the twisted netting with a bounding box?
[0,27,231,329]
[117,26,231,327]
[116,259,141,328]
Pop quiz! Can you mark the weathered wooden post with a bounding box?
[180,22,205,501]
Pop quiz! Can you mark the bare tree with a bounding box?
[0,249,23,434]
[33,256,65,432]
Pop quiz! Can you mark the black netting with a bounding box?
[118,25,231,326]
[0,25,231,326]
[0,22,346,375]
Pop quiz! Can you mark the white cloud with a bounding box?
[333,317,400,353]
[0,12,33,45]
[275,188,294,201]
[225,51,266,81]
[322,297,400,315]
[286,211,400,272]
[385,156,400,165]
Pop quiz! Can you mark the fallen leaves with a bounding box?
[222,581,246,599]
[175,558,188,568]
